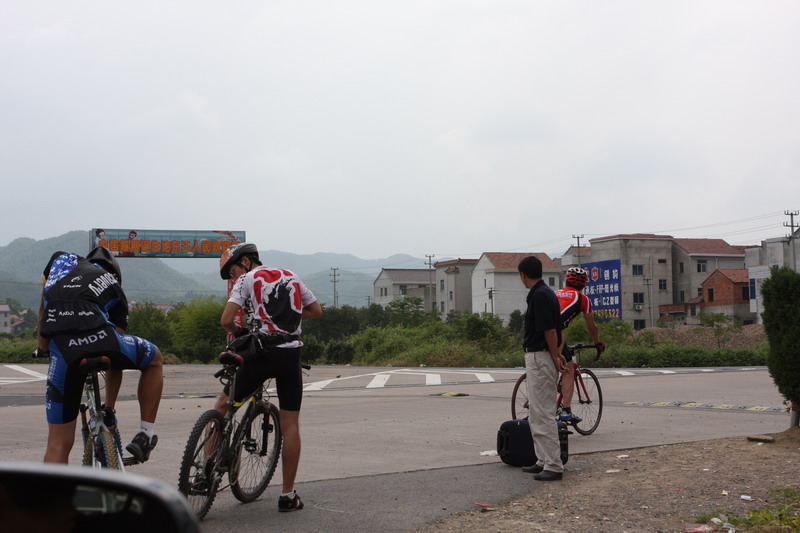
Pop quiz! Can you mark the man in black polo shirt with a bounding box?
[518,255,566,481]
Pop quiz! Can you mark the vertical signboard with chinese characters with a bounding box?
[583,259,622,321]
[90,229,245,258]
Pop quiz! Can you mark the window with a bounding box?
[679,262,684,274]
[633,292,645,304]
[697,259,707,273]
[440,279,444,291]
[657,258,667,264]
[400,285,407,295]
[741,286,750,300]
[679,290,685,302]
[549,277,556,286]
[690,304,696,316]
[658,279,667,290]
[449,291,453,301]
[632,264,644,276]
[697,288,703,297]
[440,302,445,313]
[708,288,714,302]
[633,319,646,330]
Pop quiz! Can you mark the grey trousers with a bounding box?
[525,351,564,473]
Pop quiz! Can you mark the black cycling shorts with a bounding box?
[225,346,303,411]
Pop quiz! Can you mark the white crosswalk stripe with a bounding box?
[1,365,48,385]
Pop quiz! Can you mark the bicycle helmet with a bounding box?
[86,246,122,284]
[565,267,588,289]
[219,242,259,280]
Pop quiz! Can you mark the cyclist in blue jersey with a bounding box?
[36,247,164,464]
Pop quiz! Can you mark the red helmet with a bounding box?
[565,267,588,289]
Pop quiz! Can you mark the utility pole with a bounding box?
[365,296,371,306]
[330,267,339,308]
[488,288,494,315]
[784,210,799,271]
[572,234,584,266]
[425,254,435,312]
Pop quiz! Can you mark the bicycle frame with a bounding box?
[78,356,131,470]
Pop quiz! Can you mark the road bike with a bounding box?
[177,349,295,520]
[78,355,139,470]
[511,343,603,435]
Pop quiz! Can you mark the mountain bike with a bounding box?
[177,350,296,520]
[511,343,603,435]
[78,355,139,470]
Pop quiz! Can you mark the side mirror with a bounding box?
[0,462,200,533]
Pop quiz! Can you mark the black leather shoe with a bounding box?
[521,464,544,474]
[533,470,563,481]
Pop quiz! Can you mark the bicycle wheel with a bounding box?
[178,409,226,520]
[571,368,603,435]
[231,402,282,503]
[94,428,122,469]
[511,373,529,420]
[81,434,93,467]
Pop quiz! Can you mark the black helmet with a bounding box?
[86,246,122,284]
[219,242,259,280]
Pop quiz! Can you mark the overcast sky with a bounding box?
[2,1,798,261]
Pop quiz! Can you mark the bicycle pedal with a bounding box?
[122,456,140,467]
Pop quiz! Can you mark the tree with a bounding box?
[128,302,172,349]
[760,267,800,427]
[696,312,741,349]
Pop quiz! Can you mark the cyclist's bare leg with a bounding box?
[213,392,228,416]
[137,349,163,423]
[561,362,576,409]
[104,368,123,410]
[279,409,301,494]
[44,420,77,464]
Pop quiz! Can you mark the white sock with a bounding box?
[281,491,296,498]
[140,421,155,439]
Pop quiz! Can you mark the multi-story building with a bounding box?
[746,233,800,323]
[0,304,11,334]
[471,252,561,324]
[434,258,478,317]
[373,268,436,311]
[585,234,748,329]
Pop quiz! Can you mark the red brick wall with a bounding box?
[703,273,747,307]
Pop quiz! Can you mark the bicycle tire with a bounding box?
[82,434,93,467]
[511,373,529,420]
[231,402,282,503]
[178,409,226,520]
[571,368,603,435]
[95,428,122,470]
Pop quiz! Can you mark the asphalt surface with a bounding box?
[0,364,791,532]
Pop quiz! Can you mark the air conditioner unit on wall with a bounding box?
[634,304,643,311]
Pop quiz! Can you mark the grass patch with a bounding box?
[696,486,800,531]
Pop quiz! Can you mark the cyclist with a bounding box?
[554,267,605,423]
[215,243,322,512]
[36,247,164,464]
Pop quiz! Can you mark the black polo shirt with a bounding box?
[522,279,562,352]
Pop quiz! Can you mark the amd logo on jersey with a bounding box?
[68,329,109,347]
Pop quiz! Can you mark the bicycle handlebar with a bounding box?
[566,343,603,362]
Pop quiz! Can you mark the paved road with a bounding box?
[0,364,790,532]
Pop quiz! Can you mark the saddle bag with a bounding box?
[497,419,570,467]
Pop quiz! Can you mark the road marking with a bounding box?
[623,400,784,413]
[474,373,494,383]
[5,365,47,379]
[657,370,676,374]
[366,374,391,388]
[615,371,635,376]
[0,365,48,385]
[425,374,442,386]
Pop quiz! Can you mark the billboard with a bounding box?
[90,229,245,258]
[583,259,622,321]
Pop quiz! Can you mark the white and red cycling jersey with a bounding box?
[554,285,591,330]
[228,265,317,346]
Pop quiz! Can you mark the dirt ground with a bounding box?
[417,426,800,533]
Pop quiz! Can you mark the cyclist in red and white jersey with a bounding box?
[554,267,605,422]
